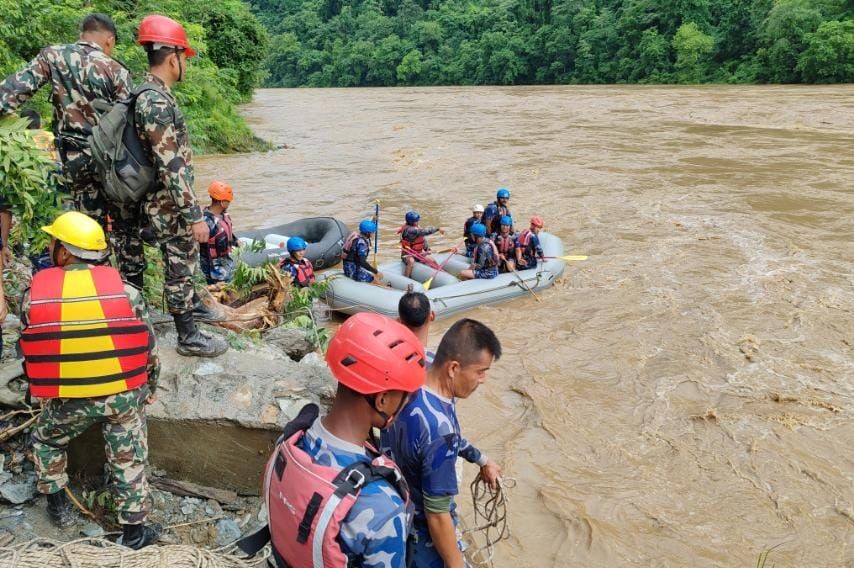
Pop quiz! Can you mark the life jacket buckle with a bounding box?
[345,469,366,489]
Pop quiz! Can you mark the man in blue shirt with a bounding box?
[381,318,503,568]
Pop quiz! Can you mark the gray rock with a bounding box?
[215,518,242,547]
[81,522,105,537]
[0,476,37,504]
[264,326,316,361]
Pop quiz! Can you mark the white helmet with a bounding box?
[472,204,484,213]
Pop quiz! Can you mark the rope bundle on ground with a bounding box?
[0,538,269,568]
[465,475,515,567]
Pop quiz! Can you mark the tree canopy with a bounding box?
[250,0,853,86]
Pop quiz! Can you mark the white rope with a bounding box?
[464,475,515,567]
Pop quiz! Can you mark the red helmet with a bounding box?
[530,215,544,228]
[137,15,196,57]
[326,313,426,395]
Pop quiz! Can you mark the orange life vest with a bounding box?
[340,231,365,262]
[20,266,150,399]
[279,257,316,287]
[494,233,515,255]
[398,224,427,256]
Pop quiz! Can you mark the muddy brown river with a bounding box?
[197,86,853,567]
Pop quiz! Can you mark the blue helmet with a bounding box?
[500,215,512,226]
[405,211,420,224]
[287,236,308,253]
[359,219,377,234]
[496,188,510,199]
[470,223,487,238]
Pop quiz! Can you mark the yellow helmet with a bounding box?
[41,212,109,261]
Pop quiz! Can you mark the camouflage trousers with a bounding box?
[143,186,199,315]
[31,387,151,525]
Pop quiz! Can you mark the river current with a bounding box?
[197,85,853,567]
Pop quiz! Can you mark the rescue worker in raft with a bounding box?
[460,223,499,281]
[399,211,443,279]
[200,180,239,284]
[342,219,383,284]
[482,188,512,235]
[516,215,546,270]
[463,204,484,257]
[492,215,516,273]
[19,211,161,549]
[254,313,426,568]
[278,236,315,288]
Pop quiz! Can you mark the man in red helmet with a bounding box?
[122,15,227,357]
[240,312,426,568]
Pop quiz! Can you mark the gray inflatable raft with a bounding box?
[237,217,348,270]
[321,232,566,320]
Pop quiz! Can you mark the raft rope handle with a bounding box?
[464,475,516,567]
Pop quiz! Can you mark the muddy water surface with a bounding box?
[197,86,853,567]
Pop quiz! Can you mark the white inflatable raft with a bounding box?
[321,232,565,320]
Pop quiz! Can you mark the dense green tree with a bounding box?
[796,19,854,82]
[672,21,715,82]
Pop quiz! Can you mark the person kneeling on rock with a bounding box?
[19,212,161,549]
[278,236,315,288]
[239,313,426,567]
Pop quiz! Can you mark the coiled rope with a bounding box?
[464,475,515,567]
[0,538,268,568]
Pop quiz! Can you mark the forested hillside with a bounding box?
[251,0,852,87]
[0,0,269,153]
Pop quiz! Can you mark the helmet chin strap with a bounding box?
[176,47,184,82]
[366,393,410,429]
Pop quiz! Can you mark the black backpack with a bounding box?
[89,83,159,204]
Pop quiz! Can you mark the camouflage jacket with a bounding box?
[20,264,161,392]
[0,41,132,146]
[134,73,202,224]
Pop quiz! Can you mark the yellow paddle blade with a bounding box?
[561,255,588,261]
[423,277,434,290]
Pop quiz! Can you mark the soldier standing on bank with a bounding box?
[127,15,227,357]
[19,211,161,549]
[0,14,131,225]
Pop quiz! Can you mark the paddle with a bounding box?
[403,247,440,270]
[543,254,588,261]
[423,243,463,290]
[510,265,540,302]
[372,201,379,269]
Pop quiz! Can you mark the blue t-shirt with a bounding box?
[301,417,409,568]
[380,387,483,537]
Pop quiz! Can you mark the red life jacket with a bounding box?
[517,229,533,248]
[262,407,409,568]
[206,213,234,259]
[20,266,149,399]
[279,257,316,287]
[398,224,427,256]
[474,239,499,268]
[494,233,515,255]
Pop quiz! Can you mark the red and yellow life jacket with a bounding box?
[398,224,427,256]
[20,266,150,399]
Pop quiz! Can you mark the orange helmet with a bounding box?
[137,15,196,57]
[530,215,544,228]
[208,180,234,202]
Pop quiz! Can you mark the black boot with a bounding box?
[126,272,145,290]
[191,291,225,322]
[173,311,228,358]
[121,522,163,550]
[46,490,77,528]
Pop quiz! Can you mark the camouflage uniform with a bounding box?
[21,268,160,525]
[132,73,203,315]
[0,41,132,223]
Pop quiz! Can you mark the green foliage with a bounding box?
[282,279,330,351]
[227,259,273,298]
[0,117,60,250]
[142,243,165,310]
[253,0,854,86]
[0,0,271,153]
